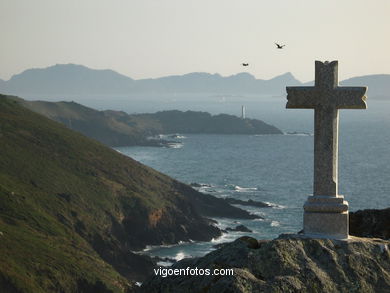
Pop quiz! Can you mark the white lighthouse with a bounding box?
[241,105,246,119]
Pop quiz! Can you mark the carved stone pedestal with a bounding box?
[303,195,349,240]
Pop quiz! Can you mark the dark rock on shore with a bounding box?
[189,182,212,188]
[223,197,272,208]
[350,208,390,240]
[151,256,177,266]
[141,235,390,293]
[92,234,156,281]
[226,225,253,233]
[175,182,262,219]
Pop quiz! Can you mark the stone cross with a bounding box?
[286,61,367,239]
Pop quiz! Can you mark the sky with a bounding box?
[0,0,389,82]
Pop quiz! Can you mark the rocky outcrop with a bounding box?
[141,235,390,293]
[350,208,390,240]
[223,197,272,208]
[176,183,262,219]
[226,225,252,233]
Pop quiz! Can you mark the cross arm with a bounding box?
[286,87,317,109]
[334,87,367,109]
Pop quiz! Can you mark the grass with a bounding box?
[0,94,219,292]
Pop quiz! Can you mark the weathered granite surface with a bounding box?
[287,60,366,196]
[141,235,390,293]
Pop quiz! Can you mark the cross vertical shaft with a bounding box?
[314,106,338,196]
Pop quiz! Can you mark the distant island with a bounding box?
[0,63,389,99]
[0,63,300,96]
[9,95,283,147]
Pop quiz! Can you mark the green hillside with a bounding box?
[17,98,282,147]
[136,110,283,135]
[0,95,220,292]
[19,98,156,147]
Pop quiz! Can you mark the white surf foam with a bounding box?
[234,185,258,192]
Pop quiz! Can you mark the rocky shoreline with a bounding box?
[141,234,390,292]
[137,207,390,291]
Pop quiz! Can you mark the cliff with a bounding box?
[141,235,390,292]
[0,95,225,292]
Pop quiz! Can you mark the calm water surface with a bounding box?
[115,98,390,260]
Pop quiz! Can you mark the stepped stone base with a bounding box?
[303,195,349,240]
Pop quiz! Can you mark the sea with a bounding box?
[27,93,390,263]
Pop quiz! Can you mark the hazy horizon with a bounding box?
[1,0,389,82]
[1,62,389,84]
[0,63,297,82]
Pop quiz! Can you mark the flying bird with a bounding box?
[275,43,285,49]
[242,63,249,66]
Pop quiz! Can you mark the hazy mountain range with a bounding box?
[0,64,389,98]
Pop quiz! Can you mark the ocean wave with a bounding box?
[225,184,257,192]
[142,242,182,252]
[200,188,217,193]
[148,134,186,141]
[270,221,280,227]
[230,207,266,218]
[190,182,214,188]
[235,185,258,192]
[175,251,188,261]
[211,232,239,244]
[190,183,219,194]
[212,218,236,230]
[148,134,167,140]
[253,134,283,136]
[157,261,174,267]
[168,134,187,139]
[166,142,184,149]
[264,202,287,209]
